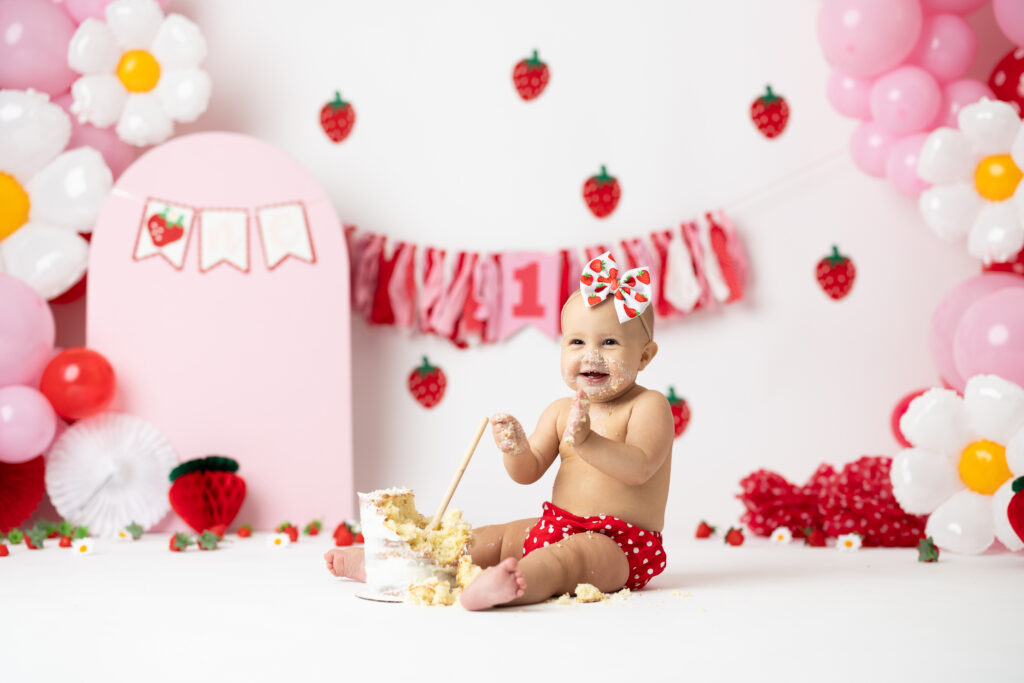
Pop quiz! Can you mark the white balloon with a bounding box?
[926,490,996,554]
[992,478,1024,551]
[0,223,88,300]
[0,89,71,182]
[105,0,164,50]
[917,128,975,184]
[116,93,173,146]
[26,148,113,233]
[156,68,211,123]
[890,448,965,515]
[71,74,127,128]
[67,19,121,76]
[958,98,1021,155]
[900,388,972,457]
[151,14,207,69]
[968,200,1024,265]
[918,184,981,241]
[963,374,1024,444]
[1007,427,1024,475]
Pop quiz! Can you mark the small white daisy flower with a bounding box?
[837,533,862,552]
[74,538,95,555]
[116,529,132,541]
[267,532,291,549]
[770,526,792,544]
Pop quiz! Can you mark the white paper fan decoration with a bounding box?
[46,413,178,537]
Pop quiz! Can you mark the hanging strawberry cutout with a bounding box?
[582,165,621,218]
[1008,476,1024,545]
[408,356,447,408]
[815,245,856,300]
[168,456,247,534]
[666,387,690,438]
[513,50,550,101]
[320,91,356,143]
[750,85,789,139]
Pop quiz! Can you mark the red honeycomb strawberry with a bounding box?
[320,91,356,143]
[815,245,856,300]
[666,387,690,438]
[512,50,550,101]
[750,85,789,139]
[408,356,447,408]
[168,456,247,535]
[582,166,621,218]
[988,48,1024,116]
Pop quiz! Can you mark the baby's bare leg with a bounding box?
[469,517,538,568]
[460,531,629,610]
[323,548,366,581]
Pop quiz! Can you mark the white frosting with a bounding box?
[358,489,452,598]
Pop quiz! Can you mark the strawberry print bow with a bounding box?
[579,251,652,323]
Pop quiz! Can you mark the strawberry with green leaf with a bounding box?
[917,536,940,563]
[277,521,299,543]
[198,530,221,551]
[666,387,691,438]
[7,529,23,545]
[169,532,194,552]
[126,522,145,540]
[582,165,621,218]
[237,524,252,538]
[304,520,322,536]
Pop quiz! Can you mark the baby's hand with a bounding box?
[491,413,528,455]
[564,390,591,446]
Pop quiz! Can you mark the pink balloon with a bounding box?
[849,120,896,177]
[921,0,989,14]
[871,67,942,136]
[934,78,994,128]
[930,273,1024,391]
[0,386,57,464]
[907,14,978,83]
[818,0,923,77]
[64,0,170,23]
[994,0,1024,48]
[0,0,77,96]
[0,274,56,387]
[954,288,1024,386]
[827,71,874,119]
[886,133,932,197]
[53,94,139,178]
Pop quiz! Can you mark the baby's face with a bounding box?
[560,295,657,402]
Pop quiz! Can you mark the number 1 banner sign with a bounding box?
[495,251,563,342]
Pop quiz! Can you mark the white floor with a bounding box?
[2,533,1019,682]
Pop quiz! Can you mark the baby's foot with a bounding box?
[324,548,366,581]
[458,557,526,610]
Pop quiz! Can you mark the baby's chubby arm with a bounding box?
[491,401,562,485]
[570,389,674,486]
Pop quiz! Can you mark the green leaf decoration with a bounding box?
[126,522,144,540]
[26,527,46,548]
[73,526,89,539]
[57,521,73,537]
[169,456,240,482]
[276,521,293,532]
[917,536,940,563]
[7,530,23,544]
[198,531,220,550]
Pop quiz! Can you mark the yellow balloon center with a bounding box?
[0,172,30,240]
[958,439,1012,495]
[116,49,161,93]
[974,154,1022,201]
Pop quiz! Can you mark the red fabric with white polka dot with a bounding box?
[522,501,666,590]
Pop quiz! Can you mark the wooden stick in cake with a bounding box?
[426,416,489,531]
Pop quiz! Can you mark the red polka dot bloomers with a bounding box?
[521,501,667,590]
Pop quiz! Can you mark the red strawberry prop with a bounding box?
[917,536,939,562]
[147,211,185,247]
[168,456,247,535]
[815,245,856,300]
[666,387,691,438]
[695,521,715,538]
[333,523,354,547]
[804,528,826,547]
[512,50,550,101]
[750,85,789,139]
[0,544,7,557]
[1008,476,1024,544]
[989,48,1024,116]
[304,520,322,536]
[408,356,447,408]
[237,524,252,538]
[59,536,72,548]
[198,530,221,551]
[724,527,745,546]
[354,531,364,544]
[582,165,621,219]
[206,524,226,539]
[320,91,356,143]
[169,532,194,552]
[277,522,299,543]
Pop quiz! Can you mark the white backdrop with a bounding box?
[55,1,1008,534]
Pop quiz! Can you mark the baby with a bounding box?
[325,252,674,609]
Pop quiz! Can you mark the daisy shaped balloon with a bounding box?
[891,374,1024,555]
[67,0,211,147]
[917,99,1024,265]
[0,89,111,299]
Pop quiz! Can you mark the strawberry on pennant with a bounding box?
[582,166,621,219]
